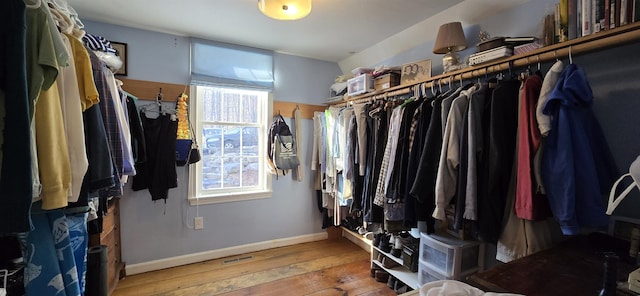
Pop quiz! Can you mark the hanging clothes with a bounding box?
[477,79,520,244]
[363,103,386,223]
[496,77,563,263]
[134,111,178,201]
[88,49,125,198]
[0,0,34,233]
[463,82,493,222]
[515,73,552,221]
[541,63,619,235]
[433,86,474,220]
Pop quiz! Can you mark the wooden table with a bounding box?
[467,233,638,296]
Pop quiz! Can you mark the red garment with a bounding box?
[515,74,551,220]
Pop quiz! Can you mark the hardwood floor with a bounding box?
[113,238,400,296]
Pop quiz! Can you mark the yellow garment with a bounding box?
[65,33,99,111]
[35,83,71,210]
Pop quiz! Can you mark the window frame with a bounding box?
[188,85,272,206]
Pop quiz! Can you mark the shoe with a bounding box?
[370,265,380,278]
[387,275,396,289]
[356,226,367,235]
[381,256,400,269]
[372,233,384,247]
[379,234,392,253]
[391,234,404,258]
[395,282,408,294]
[374,270,389,283]
[364,232,374,240]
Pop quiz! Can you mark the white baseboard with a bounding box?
[125,232,328,275]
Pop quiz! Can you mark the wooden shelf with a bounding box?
[340,226,372,253]
[335,22,640,106]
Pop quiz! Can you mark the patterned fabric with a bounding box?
[66,212,88,293]
[408,104,422,153]
[88,48,123,198]
[373,106,404,206]
[82,33,116,54]
[18,203,81,296]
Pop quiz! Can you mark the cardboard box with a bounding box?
[374,73,400,91]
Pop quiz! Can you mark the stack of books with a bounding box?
[469,46,513,66]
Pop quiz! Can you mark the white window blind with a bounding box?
[191,39,274,89]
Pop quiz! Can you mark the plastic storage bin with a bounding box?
[419,232,482,277]
[418,258,478,286]
[347,74,374,97]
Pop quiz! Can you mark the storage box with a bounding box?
[419,232,482,277]
[347,74,374,97]
[418,258,477,286]
[374,73,400,91]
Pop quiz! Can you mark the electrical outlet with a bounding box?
[194,217,204,230]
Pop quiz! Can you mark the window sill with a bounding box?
[188,190,272,206]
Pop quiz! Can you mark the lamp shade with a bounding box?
[433,22,468,54]
[258,0,312,20]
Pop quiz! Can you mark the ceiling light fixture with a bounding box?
[258,0,312,20]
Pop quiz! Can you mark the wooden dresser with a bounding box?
[467,233,637,296]
[89,198,126,295]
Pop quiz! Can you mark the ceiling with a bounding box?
[64,0,465,63]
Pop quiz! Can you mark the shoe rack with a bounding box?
[371,243,420,290]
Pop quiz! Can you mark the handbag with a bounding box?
[187,122,201,164]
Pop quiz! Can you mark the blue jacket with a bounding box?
[542,64,618,235]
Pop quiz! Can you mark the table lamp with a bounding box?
[433,22,468,73]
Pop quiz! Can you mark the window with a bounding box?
[189,86,271,204]
[189,39,274,204]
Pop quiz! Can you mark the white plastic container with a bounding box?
[419,232,483,277]
[347,74,374,97]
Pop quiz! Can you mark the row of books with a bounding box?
[554,0,640,43]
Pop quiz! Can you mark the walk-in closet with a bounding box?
[2,0,640,295]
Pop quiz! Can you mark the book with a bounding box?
[568,0,578,39]
[504,36,538,43]
[469,46,513,66]
[605,0,611,29]
[634,0,640,21]
[561,0,569,41]
[582,0,592,36]
[596,0,606,32]
[593,0,600,32]
[621,0,628,25]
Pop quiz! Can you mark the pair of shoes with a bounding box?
[387,275,397,289]
[374,270,389,283]
[381,256,400,269]
[391,233,406,258]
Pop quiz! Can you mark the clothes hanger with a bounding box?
[25,0,42,8]
[569,45,573,64]
[431,81,436,97]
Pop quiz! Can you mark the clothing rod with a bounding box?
[333,87,412,107]
[334,23,640,106]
